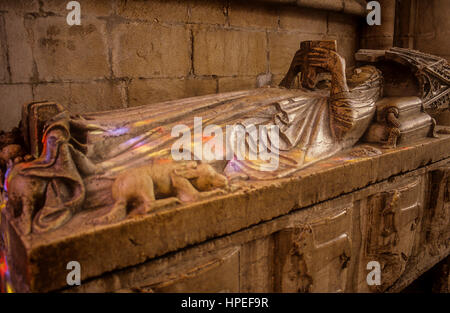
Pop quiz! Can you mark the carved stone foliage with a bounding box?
[363,178,422,292]
[273,207,352,293]
[386,48,450,112]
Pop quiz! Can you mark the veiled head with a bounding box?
[347,65,383,89]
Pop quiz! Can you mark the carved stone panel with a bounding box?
[358,176,423,292]
[426,167,450,256]
[273,207,352,293]
[120,247,240,293]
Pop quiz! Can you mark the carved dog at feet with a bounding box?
[4,164,47,235]
[94,161,229,224]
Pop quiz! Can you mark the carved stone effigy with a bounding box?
[0,43,449,292]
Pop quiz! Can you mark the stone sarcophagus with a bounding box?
[0,43,449,293]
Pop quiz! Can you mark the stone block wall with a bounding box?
[0,0,362,131]
[395,0,450,61]
[392,0,450,126]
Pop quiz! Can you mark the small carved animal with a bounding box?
[93,161,229,224]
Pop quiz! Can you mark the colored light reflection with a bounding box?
[107,126,129,137]
[0,250,12,293]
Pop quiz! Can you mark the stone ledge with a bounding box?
[2,131,450,292]
[259,0,366,16]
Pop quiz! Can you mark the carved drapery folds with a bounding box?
[5,113,91,235]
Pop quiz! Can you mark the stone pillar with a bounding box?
[394,0,450,60]
[394,0,450,126]
[393,0,417,49]
[361,0,396,49]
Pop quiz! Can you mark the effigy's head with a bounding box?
[347,65,383,100]
[348,65,382,88]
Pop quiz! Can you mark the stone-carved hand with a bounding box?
[280,47,346,91]
[308,47,348,94]
[307,47,345,73]
[279,48,308,88]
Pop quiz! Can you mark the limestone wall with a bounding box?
[395,0,450,61]
[393,0,450,126]
[360,0,396,49]
[0,0,362,131]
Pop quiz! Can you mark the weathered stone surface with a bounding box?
[269,32,322,75]
[117,0,188,23]
[194,27,267,76]
[278,6,327,33]
[0,0,39,13]
[112,23,191,78]
[0,14,8,83]
[70,81,125,113]
[295,0,365,16]
[128,78,217,107]
[40,0,113,17]
[414,0,450,59]
[0,84,33,130]
[271,74,286,86]
[435,111,450,126]
[394,0,450,61]
[33,81,124,115]
[33,82,71,108]
[32,17,110,81]
[228,2,278,29]
[4,12,35,83]
[3,132,450,292]
[361,37,394,51]
[188,0,227,25]
[327,12,358,38]
[218,76,256,93]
